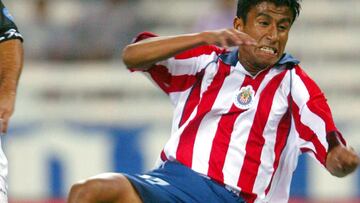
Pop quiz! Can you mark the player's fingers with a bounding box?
[346,154,360,168]
[342,147,360,164]
[226,35,242,47]
[232,29,257,46]
[2,119,8,134]
[219,36,229,48]
[342,164,357,175]
[216,29,256,47]
[0,111,4,135]
[336,152,359,175]
[0,119,3,135]
[225,30,246,46]
[216,30,235,47]
[0,112,11,134]
[347,146,360,159]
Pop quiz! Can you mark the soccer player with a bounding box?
[0,1,24,202]
[67,0,359,203]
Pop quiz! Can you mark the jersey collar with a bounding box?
[219,48,300,67]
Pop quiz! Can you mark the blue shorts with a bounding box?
[125,161,245,203]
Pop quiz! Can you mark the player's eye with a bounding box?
[259,21,270,26]
[278,24,289,31]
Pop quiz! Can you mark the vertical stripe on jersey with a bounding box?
[291,75,327,151]
[207,70,268,183]
[178,71,204,127]
[191,69,246,174]
[292,101,327,165]
[238,71,287,201]
[252,75,292,199]
[294,67,339,136]
[291,69,329,165]
[207,104,247,182]
[265,108,291,195]
[221,68,282,195]
[176,62,231,167]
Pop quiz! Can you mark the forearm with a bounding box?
[0,39,23,93]
[122,32,207,70]
[122,29,257,70]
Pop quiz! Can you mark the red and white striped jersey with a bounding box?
[130,32,346,203]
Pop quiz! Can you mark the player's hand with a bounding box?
[326,145,360,177]
[0,90,16,134]
[201,28,257,48]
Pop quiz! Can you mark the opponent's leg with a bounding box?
[67,173,142,203]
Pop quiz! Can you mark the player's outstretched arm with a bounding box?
[122,28,257,70]
[326,134,360,177]
[0,39,23,133]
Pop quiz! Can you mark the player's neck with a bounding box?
[238,57,262,77]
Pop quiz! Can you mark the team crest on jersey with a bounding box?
[234,85,255,109]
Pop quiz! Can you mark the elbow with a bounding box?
[121,45,134,69]
[121,45,151,71]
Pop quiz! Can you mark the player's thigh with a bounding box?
[91,173,142,202]
[70,173,142,203]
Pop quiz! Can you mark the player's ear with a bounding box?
[234,17,245,31]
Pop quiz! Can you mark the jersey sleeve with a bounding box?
[0,1,23,43]
[290,66,346,166]
[128,31,224,97]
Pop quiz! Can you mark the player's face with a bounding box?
[235,2,293,73]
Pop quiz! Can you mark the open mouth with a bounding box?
[259,46,278,55]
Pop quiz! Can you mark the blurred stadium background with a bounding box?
[2,0,360,202]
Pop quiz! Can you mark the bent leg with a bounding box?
[67,173,142,203]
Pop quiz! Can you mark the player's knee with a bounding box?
[68,179,99,202]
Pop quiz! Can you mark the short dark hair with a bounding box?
[237,0,301,24]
